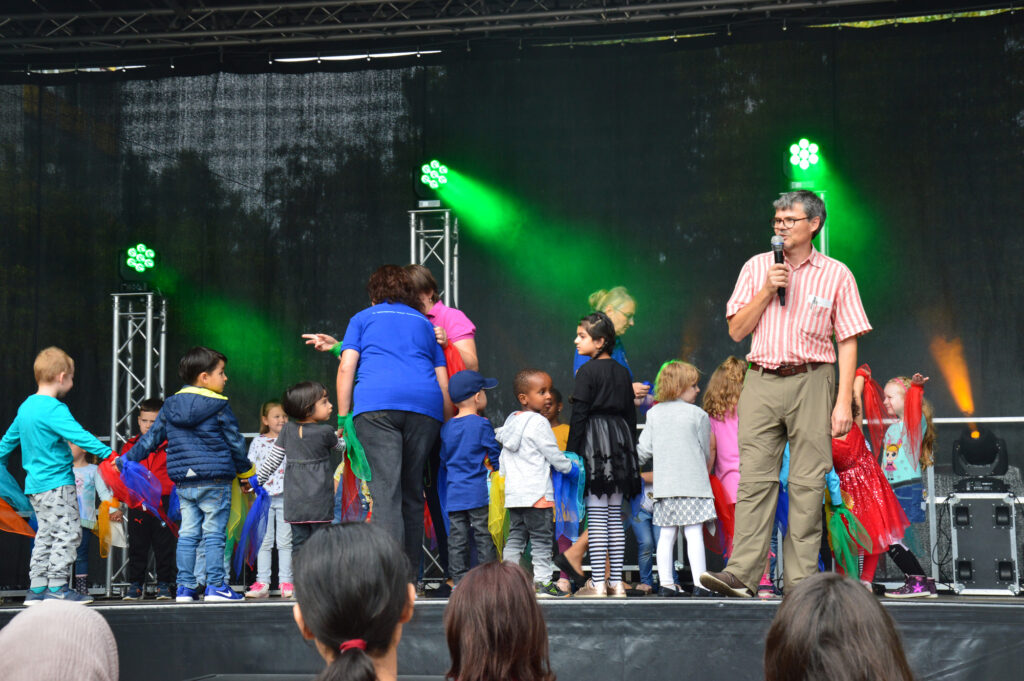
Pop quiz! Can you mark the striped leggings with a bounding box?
[587,493,624,585]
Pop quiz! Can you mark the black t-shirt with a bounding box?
[567,357,637,454]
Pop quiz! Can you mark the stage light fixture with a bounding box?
[789,138,820,170]
[952,426,1009,493]
[125,243,156,273]
[419,160,449,190]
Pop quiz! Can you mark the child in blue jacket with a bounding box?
[123,346,256,603]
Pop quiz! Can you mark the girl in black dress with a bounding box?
[567,312,640,598]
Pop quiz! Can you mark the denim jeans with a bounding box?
[257,495,292,584]
[176,482,231,589]
[504,507,555,584]
[448,507,494,584]
[74,529,91,577]
[333,476,372,524]
[354,410,441,581]
[629,508,660,587]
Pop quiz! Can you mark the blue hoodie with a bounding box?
[124,386,254,485]
[0,394,111,495]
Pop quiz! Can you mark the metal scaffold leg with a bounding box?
[409,208,459,307]
[107,292,167,598]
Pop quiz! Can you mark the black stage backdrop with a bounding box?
[1,17,1022,471]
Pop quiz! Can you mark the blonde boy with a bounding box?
[0,347,113,605]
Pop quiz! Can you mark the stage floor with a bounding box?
[2,595,1023,681]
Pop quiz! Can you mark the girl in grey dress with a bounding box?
[636,361,716,597]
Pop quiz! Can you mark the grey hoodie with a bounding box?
[495,411,573,508]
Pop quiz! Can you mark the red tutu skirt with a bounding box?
[832,426,909,552]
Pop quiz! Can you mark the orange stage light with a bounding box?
[929,336,975,416]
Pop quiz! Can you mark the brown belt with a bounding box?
[750,362,826,377]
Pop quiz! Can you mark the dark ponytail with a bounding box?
[294,524,411,681]
[321,643,377,681]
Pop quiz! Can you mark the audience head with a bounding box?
[702,356,747,419]
[444,561,555,681]
[587,286,636,336]
[0,600,119,681]
[654,360,700,403]
[764,572,915,681]
[576,312,616,358]
[367,265,416,307]
[293,523,415,681]
[513,369,553,414]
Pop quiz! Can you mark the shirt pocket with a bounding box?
[798,296,833,350]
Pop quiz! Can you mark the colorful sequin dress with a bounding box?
[832,425,909,552]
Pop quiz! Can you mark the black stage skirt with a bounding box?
[579,414,641,499]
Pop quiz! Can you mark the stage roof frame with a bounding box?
[0,1,1016,75]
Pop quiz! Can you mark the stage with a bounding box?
[2,595,1023,681]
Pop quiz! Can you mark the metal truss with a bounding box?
[107,292,167,597]
[110,292,167,450]
[0,0,996,64]
[410,207,459,308]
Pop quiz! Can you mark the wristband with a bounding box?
[330,342,342,358]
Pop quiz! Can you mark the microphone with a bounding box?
[771,235,786,306]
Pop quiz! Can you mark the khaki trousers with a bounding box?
[726,363,835,593]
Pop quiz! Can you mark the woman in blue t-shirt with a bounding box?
[335,265,452,579]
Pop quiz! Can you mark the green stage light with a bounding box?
[125,243,156,273]
[419,159,449,190]
[789,138,821,170]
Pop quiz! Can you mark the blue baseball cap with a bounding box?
[449,370,499,403]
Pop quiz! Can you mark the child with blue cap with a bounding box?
[441,370,501,585]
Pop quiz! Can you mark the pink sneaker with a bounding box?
[245,582,270,599]
[280,582,294,599]
[757,574,774,598]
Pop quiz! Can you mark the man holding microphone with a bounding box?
[701,190,872,597]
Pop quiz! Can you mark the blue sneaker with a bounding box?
[122,583,143,600]
[204,583,244,602]
[176,585,200,603]
[24,589,46,607]
[155,583,174,600]
[44,585,93,604]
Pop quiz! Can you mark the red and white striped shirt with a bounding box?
[726,248,871,368]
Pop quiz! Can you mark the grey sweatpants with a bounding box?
[28,485,81,589]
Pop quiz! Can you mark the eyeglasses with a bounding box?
[771,216,810,228]
[613,307,635,323]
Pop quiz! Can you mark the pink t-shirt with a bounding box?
[710,411,740,504]
[426,301,476,343]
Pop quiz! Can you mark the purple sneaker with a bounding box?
[884,575,936,599]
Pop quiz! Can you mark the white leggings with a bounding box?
[657,524,706,588]
[587,493,624,585]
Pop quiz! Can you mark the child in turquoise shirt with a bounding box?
[0,347,112,605]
